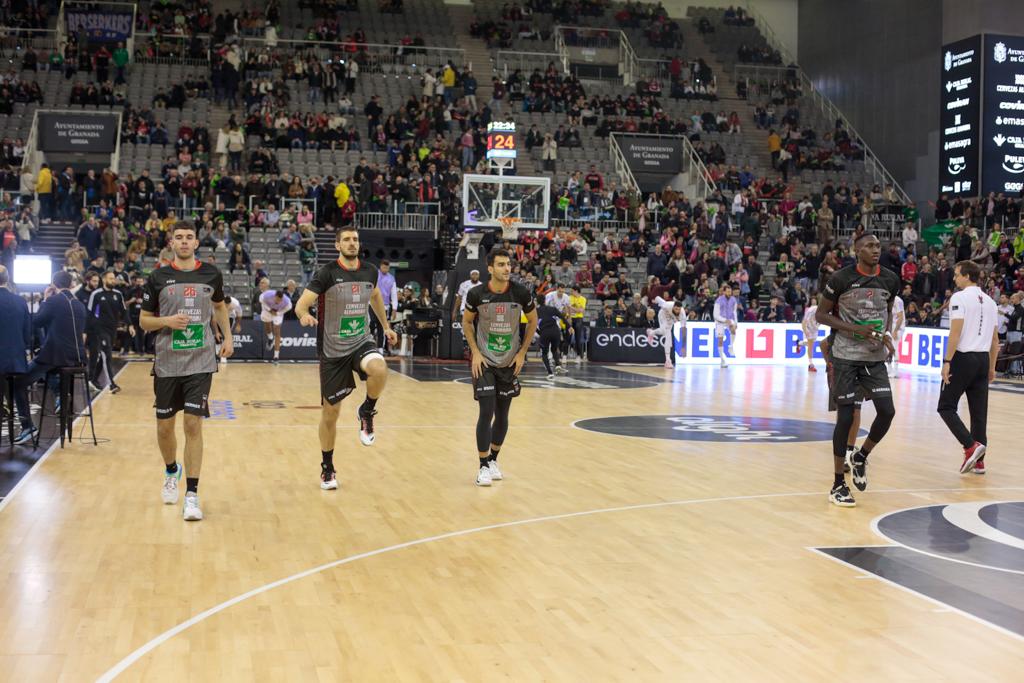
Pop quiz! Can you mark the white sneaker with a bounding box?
[476,466,492,486]
[555,365,566,374]
[320,464,338,490]
[574,356,582,364]
[220,356,228,364]
[162,465,182,504]
[358,408,377,446]
[547,372,556,380]
[488,460,503,481]
[182,492,203,521]
[720,358,728,368]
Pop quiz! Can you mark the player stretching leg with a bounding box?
[888,294,905,377]
[260,288,293,363]
[713,284,739,369]
[800,304,820,372]
[648,296,685,368]
[295,227,397,490]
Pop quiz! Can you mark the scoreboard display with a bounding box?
[939,36,982,197]
[486,121,517,160]
[982,34,1024,195]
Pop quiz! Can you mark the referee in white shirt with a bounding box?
[937,260,1000,475]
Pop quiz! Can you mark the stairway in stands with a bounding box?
[314,229,340,267]
[33,221,77,262]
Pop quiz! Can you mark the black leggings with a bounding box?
[937,351,989,448]
[833,397,895,457]
[477,394,512,453]
[539,328,561,374]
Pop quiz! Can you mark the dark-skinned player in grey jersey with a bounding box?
[463,248,539,486]
[816,233,899,507]
[140,221,234,521]
[294,227,397,491]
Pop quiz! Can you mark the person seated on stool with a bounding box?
[14,271,88,445]
[0,265,32,437]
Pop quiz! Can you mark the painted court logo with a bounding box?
[574,415,862,443]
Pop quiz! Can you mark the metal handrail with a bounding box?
[495,50,561,79]
[553,28,569,75]
[607,133,640,195]
[238,36,465,65]
[609,131,716,202]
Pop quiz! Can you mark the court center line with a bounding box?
[0,365,126,515]
[96,486,1024,682]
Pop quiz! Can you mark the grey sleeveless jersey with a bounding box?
[142,262,225,377]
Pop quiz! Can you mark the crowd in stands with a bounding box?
[737,44,783,65]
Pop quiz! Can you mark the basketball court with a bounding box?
[0,360,1021,681]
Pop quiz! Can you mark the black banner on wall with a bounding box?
[38,113,118,153]
[587,327,664,363]
[65,9,134,43]
[230,319,319,361]
[982,34,1024,196]
[616,136,682,192]
[939,35,982,197]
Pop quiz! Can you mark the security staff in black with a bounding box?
[937,260,1000,475]
[463,247,538,487]
[86,270,133,393]
[139,221,233,522]
[535,302,569,378]
[816,233,899,507]
[294,226,396,492]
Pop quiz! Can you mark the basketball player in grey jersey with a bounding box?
[463,248,538,486]
[816,233,899,507]
[140,221,233,521]
[295,227,397,490]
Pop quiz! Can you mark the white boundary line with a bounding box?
[0,364,127,515]
[96,486,1024,682]
[807,547,1024,644]
[869,501,1024,576]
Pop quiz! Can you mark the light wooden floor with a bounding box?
[1,361,1022,682]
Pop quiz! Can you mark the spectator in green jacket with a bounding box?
[113,42,130,84]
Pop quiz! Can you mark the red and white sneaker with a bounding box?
[973,459,986,475]
[960,442,986,474]
[808,364,817,372]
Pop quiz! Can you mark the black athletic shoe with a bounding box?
[829,481,856,507]
[320,463,338,490]
[847,449,868,491]
[358,407,377,446]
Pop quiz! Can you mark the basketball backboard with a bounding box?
[461,174,551,231]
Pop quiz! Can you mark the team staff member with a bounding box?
[544,282,571,358]
[0,266,31,441]
[140,221,234,522]
[463,248,538,487]
[568,285,587,361]
[13,271,89,445]
[125,274,149,354]
[87,269,133,393]
[295,227,397,491]
[536,299,569,379]
[816,233,899,507]
[937,260,999,475]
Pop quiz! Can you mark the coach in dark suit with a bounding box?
[13,271,88,444]
[0,265,31,442]
[0,266,31,375]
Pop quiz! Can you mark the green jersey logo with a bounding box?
[171,324,205,350]
[339,315,366,338]
[486,332,513,354]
